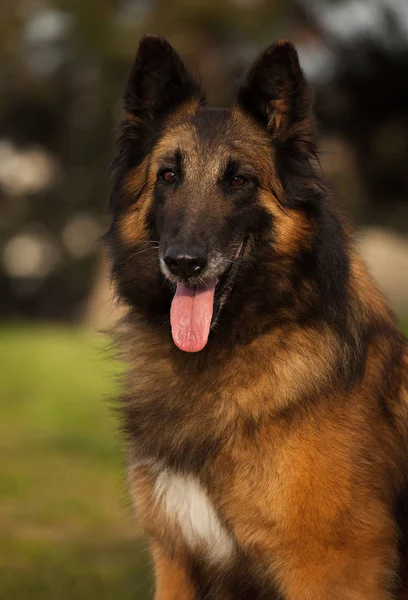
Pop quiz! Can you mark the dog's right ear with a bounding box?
[124,35,205,121]
[236,41,312,146]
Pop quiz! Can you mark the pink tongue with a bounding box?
[170,280,216,352]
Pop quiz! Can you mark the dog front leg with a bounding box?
[152,543,196,600]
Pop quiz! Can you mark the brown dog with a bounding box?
[106,35,408,599]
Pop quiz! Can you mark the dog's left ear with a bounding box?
[236,41,313,146]
[124,35,204,122]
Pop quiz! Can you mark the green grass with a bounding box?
[1,320,407,599]
[0,324,153,599]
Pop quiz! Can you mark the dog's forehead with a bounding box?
[190,107,234,138]
[190,107,261,153]
[154,108,272,183]
[154,106,270,173]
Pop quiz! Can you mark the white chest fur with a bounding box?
[154,471,234,564]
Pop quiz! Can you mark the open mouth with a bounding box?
[169,238,247,353]
[213,237,247,323]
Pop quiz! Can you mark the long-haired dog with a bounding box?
[106,36,408,599]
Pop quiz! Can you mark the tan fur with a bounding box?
[110,55,408,597]
[152,542,195,600]
[115,200,408,596]
[115,146,408,600]
[118,100,202,246]
[259,189,314,256]
[120,251,408,598]
[268,98,289,133]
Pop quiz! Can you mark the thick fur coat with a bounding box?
[106,36,408,599]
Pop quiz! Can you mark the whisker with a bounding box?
[224,257,254,269]
[134,240,160,247]
[129,247,159,259]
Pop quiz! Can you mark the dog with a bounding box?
[106,35,408,599]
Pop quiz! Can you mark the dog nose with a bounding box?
[163,245,207,279]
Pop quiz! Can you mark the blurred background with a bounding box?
[1,0,408,598]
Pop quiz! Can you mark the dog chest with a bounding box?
[153,470,234,564]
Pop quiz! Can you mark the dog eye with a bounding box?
[230,175,247,188]
[160,170,177,184]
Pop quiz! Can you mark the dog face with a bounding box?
[108,36,330,352]
[153,109,272,287]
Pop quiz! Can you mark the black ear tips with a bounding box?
[266,41,304,85]
[135,34,177,61]
[264,40,300,63]
[256,39,304,86]
[235,39,312,143]
[129,35,179,77]
[138,33,167,46]
[123,35,204,120]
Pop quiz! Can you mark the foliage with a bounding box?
[0,0,286,321]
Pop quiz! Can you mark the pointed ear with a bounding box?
[124,35,205,121]
[236,41,313,146]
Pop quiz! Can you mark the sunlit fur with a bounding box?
[106,36,408,599]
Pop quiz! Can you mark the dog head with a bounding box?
[107,36,333,352]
